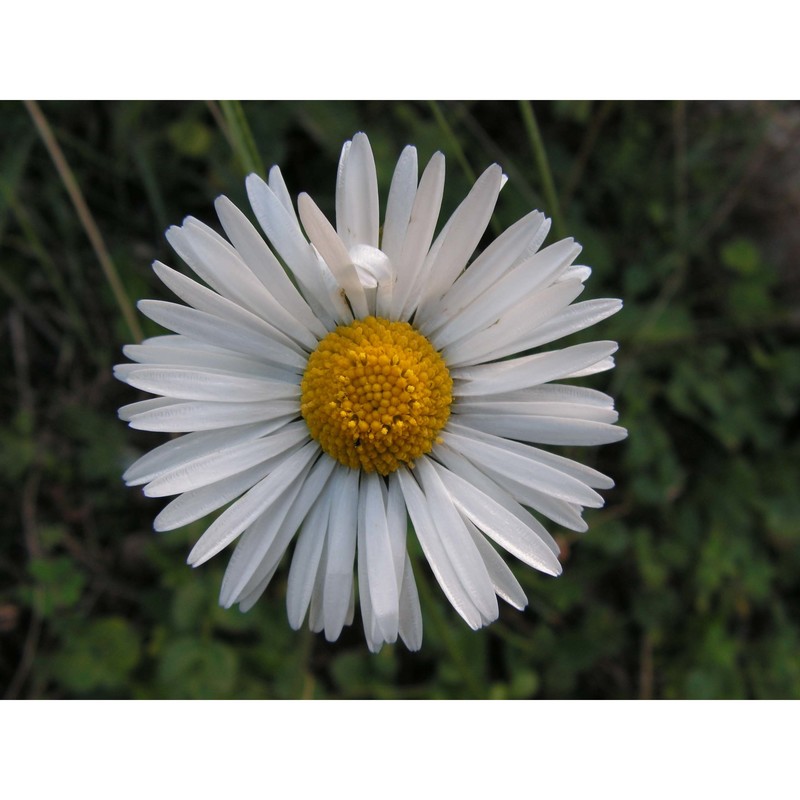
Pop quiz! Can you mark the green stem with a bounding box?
[428,100,477,183]
[23,100,143,343]
[519,100,566,239]
[218,100,265,177]
[1,181,98,360]
[428,101,504,237]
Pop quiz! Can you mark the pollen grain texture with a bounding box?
[300,316,452,475]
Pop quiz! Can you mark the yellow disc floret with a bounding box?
[300,316,453,475]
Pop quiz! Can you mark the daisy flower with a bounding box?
[116,132,626,652]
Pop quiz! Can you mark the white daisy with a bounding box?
[116,132,626,652]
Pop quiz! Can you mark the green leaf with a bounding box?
[720,238,760,276]
[28,556,86,615]
[167,117,213,158]
[50,617,141,694]
[158,637,239,698]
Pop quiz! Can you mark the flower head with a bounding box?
[116,132,626,651]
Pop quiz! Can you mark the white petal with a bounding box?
[268,166,296,220]
[381,145,418,265]
[363,472,400,643]
[144,421,310,497]
[286,486,336,630]
[163,222,241,299]
[565,357,616,378]
[452,343,618,396]
[391,152,445,320]
[396,467,482,630]
[126,398,298,432]
[220,453,336,608]
[236,561,281,614]
[336,132,379,250]
[335,139,351,245]
[322,467,359,641]
[413,164,504,319]
[245,174,342,327]
[446,425,592,532]
[560,265,592,283]
[350,244,394,318]
[123,420,286,486]
[356,505,381,653]
[516,298,623,352]
[498,476,588,532]
[416,457,498,624]
[137,299,306,370]
[297,192,370,319]
[397,552,423,651]
[456,413,628,446]
[114,364,299,403]
[123,338,291,379]
[168,219,314,349]
[454,399,618,425]
[459,383,616,408]
[153,460,275,531]
[443,427,604,507]
[464,519,528,610]
[186,441,320,566]
[420,210,548,331]
[214,195,326,344]
[245,174,319,292]
[428,238,581,348]
[386,473,408,591]
[118,397,177,422]
[150,262,306,358]
[432,458,563,577]
[447,421,615,490]
[308,537,328,634]
[443,280,585,368]
[433,442,561,557]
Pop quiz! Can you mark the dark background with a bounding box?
[2,100,798,699]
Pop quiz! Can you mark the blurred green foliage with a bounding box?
[1,100,799,699]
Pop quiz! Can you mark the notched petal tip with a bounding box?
[111,364,130,383]
[164,224,181,241]
[120,466,139,485]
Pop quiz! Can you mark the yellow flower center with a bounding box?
[300,316,452,475]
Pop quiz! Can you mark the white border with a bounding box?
[3,701,795,798]
[4,2,795,99]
